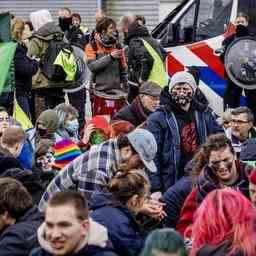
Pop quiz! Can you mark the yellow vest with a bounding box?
[142,39,168,87]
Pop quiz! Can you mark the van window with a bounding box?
[196,0,233,41]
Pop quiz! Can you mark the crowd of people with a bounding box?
[1,6,256,256]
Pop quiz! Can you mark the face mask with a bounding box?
[100,34,117,46]
[65,120,79,134]
[171,92,193,107]
[38,127,48,137]
[89,131,106,145]
[236,24,249,37]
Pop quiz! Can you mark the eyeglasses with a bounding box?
[0,117,10,122]
[231,119,251,125]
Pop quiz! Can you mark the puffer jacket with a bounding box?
[90,192,146,256]
[146,87,223,192]
[85,35,127,99]
[27,22,64,89]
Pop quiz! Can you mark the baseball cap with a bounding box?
[127,128,157,173]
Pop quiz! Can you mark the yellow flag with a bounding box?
[13,98,33,130]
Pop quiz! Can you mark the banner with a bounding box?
[0,12,11,43]
[0,42,17,95]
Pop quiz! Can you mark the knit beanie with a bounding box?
[36,110,59,134]
[169,71,197,94]
[53,139,81,169]
[30,9,53,31]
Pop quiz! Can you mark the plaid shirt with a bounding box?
[38,139,121,211]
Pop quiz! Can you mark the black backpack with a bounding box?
[40,34,73,82]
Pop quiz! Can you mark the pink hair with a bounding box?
[191,188,256,256]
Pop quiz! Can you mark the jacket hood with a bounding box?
[33,22,63,40]
[36,110,59,134]
[127,23,150,42]
[90,192,118,210]
[37,218,109,254]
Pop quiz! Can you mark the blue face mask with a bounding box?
[65,119,79,133]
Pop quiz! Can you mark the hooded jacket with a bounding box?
[127,23,167,84]
[0,206,43,256]
[146,87,223,192]
[27,22,64,89]
[90,192,146,256]
[30,219,117,256]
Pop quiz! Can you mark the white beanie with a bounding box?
[169,71,197,94]
[30,9,53,31]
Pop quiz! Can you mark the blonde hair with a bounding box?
[11,19,25,41]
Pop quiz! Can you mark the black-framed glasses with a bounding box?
[231,119,251,125]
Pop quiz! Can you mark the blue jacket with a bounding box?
[90,192,146,256]
[146,88,223,192]
[0,206,43,256]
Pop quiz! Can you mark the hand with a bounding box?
[110,49,122,59]
[140,198,166,220]
[151,191,163,201]
[81,124,95,145]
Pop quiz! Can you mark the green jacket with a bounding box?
[27,22,65,89]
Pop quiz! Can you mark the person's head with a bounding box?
[72,13,81,28]
[45,191,89,255]
[117,129,157,172]
[110,121,135,138]
[139,82,162,112]
[235,12,249,27]
[1,126,25,158]
[58,7,72,18]
[11,19,25,42]
[95,8,106,24]
[30,9,53,31]
[0,178,33,232]
[54,103,79,134]
[35,139,54,172]
[109,170,150,213]
[191,188,256,256]
[169,71,197,110]
[140,229,187,256]
[194,134,237,185]
[222,108,233,129]
[231,107,254,141]
[134,15,146,26]
[84,115,110,145]
[249,170,256,207]
[120,15,135,35]
[96,17,117,38]
[0,107,10,136]
[36,109,59,138]
[22,21,33,39]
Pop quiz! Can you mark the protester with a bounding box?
[90,170,150,256]
[225,107,256,154]
[12,19,38,119]
[85,17,128,117]
[240,138,256,168]
[126,21,167,102]
[0,178,43,255]
[26,109,59,151]
[146,71,223,195]
[39,128,157,210]
[28,9,65,118]
[1,126,33,170]
[54,103,80,144]
[112,81,162,127]
[119,15,135,45]
[176,134,249,236]
[0,107,11,137]
[57,7,72,33]
[140,229,187,256]
[30,190,117,256]
[221,13,256,117]
[222,108,233,130]
[191,188,256,256]
[81,115,111,149]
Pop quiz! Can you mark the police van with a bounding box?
[152,0,256,115]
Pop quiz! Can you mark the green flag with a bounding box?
[0,12,11,43]
[0,42,17,95]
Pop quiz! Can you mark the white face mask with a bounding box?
[65,119,79,133]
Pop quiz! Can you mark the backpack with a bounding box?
[40,34,77,82]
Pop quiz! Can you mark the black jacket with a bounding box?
[0,206,43,256]
[14,42,38,97]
